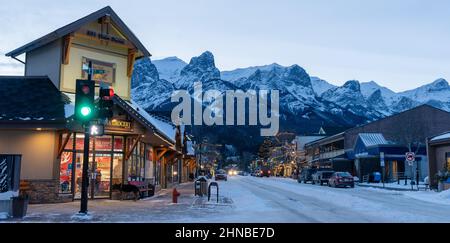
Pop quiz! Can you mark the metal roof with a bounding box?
[357,133,389,147]
[430,132,450,142]
[5,6,151,58]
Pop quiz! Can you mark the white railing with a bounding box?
[319,149,345,160]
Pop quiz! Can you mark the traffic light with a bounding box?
[98,87,114,119]
[75,79,95,123]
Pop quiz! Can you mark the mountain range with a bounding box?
[131,51,450,151]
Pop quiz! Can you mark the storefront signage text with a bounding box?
[108,119,131,129]
[86,30,126,45]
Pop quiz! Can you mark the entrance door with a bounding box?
[91,154,112,199]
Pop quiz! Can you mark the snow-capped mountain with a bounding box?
[175,51,222,90]
[153,57,187,83]
[399,79,450,103]
[131,51,450,140]
[310,77,336,96]
[131,58,174,110]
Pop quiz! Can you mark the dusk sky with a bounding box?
[1,0,449,92]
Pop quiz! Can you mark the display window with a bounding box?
[60,133,126,199]
[59,152,73,193]
[95,136,112,151]
[114,137,124,152]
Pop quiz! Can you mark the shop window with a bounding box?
[62,133,74,150]
[112,153,123,185]
[59,152,73,193]
[114,137,124,152]
[95,136,112,151]
[75,134,93,150]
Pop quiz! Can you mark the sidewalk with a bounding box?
[1,181,236,222]
[358,180,429,191]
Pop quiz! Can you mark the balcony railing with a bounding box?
[311,149,345,160]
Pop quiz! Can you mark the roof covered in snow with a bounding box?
[115,98,176,144]
[0,76,69,124]
[357,133,389,147]
[430,132,450,143]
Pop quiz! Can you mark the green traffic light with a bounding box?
[80,106,92,117]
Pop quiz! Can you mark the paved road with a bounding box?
[217,176,450,223]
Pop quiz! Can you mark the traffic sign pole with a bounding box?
[79,61,92,215]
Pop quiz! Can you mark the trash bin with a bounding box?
[12,196,28,218]
[195,176,208,197]
[372,172,382,183]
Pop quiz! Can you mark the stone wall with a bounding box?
[24,179,72,204]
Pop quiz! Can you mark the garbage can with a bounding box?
[195,176,208,197]
[372,172,382,183]
[12,196,28,218]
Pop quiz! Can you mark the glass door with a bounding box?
[74,153,94,199]
[92,154,112,198]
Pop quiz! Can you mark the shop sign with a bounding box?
[86,29,127,45]
[106,119,132,131]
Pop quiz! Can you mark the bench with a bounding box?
[128,181,154,198]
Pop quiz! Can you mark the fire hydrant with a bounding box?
[172,188,180,204]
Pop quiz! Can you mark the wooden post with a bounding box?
[127,49,137,77]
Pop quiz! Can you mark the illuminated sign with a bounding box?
[107,119,131,130]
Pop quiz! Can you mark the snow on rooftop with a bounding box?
[431,132,450,142]
[128,100,176,143]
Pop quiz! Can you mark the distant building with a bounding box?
[304,105,450,181]
[427,132,450,188]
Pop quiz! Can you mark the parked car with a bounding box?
[328,172,355,188]
[312,171,335,185]
[297,168,317,183]
[215,170,228,181]
[259,167,271,177]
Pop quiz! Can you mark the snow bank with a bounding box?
[71,213,93,221]
[438,189,450,200]
[0,191,18,200]
[0,212,9,220]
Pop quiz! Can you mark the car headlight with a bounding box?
[233,171,238,175]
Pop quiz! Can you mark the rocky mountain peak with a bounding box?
[342,80,361,92]
[429,78,449,90]
[283,65,312,88]
[131,57,160,89]
[176,51,221,90]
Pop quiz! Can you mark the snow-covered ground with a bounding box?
[3,176,450,223]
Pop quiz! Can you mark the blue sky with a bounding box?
[1,0,449,92]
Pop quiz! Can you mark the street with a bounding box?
[5,176,450,223]
[220,176,450,223]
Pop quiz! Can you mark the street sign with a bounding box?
[380,152,385,167]
[406,152,415,166]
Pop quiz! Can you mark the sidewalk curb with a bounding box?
[357,184,417,192]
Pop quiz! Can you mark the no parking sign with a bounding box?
[406,152,415,166]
